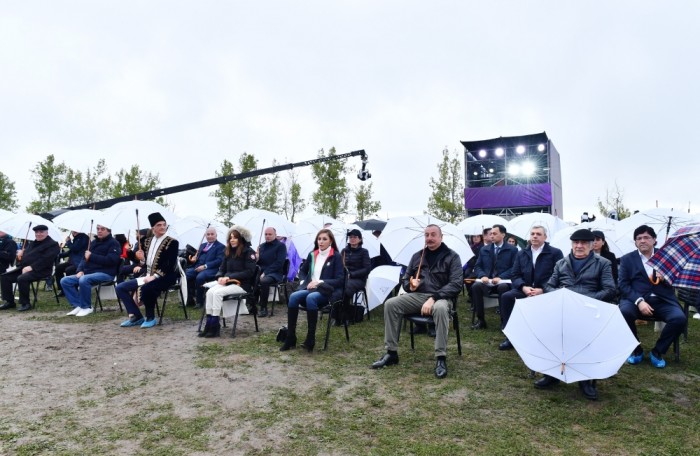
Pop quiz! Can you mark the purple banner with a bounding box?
[465,183,553,209]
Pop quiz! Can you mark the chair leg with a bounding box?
[179,288,188,320]
[231,298,242,338]
[323,308,333,350]
[197,306,206,333]
[409,320,416,351]
[158,292,168,325]
[453,313,462,356]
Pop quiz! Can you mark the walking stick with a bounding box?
[190,223,210,263]
[85,220,94,262]
[17,222,33,262]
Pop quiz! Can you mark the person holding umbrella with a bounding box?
[618,225,687,369]
[0,225,61,312]
[370,224,463,379]
[538,229,616,400]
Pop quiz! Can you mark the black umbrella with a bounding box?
[354,218,387,232]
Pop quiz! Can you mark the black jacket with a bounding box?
[61,233,89,266]
[510,243,564,291]
[297,248,345,302]
[19,236,61,277]
[0,234,17,273]
[216,246,257,293]
[544,252,616,302]
[258,239,287,282]
[78,234,122,276]
[474,242,518,279]
[341,246,371,281]
[401,243,463,302]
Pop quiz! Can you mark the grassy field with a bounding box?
[1,290,698,455]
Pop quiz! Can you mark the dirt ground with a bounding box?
[0,303,313,455]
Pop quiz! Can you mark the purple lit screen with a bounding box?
[465,183,553,209]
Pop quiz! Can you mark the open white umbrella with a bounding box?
[291,219,348,259]
[614,208,699,254]
[96,201,177,236]
[508,212,568,241]
[52,209,103,234]
[379,215,474,266]
[366,265,402,311]
[0,213,63,241]
[169,216,229,251]
[232,208,296,249]
[550,221,625,258]
[457,214,510,235]
[503,288,638,383]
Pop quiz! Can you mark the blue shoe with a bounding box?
[627,352,643,365]
[650,351,666,369]
[120,317,145,327]
[140,318,158,328]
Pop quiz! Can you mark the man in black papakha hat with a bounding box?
[115,212,180,328]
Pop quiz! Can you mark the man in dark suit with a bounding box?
[618,224,687,369]
[255,226,287,317]
[0,225,61,311]
[470,224,518,329]
[497,225,563,350]
[185,227,224,308]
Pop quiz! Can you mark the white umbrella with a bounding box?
[503,288,638,383]
[52,209,103,234]
[379,215,474,266]
[508,212,568,241]
[299,215,343,230]
[457,214,510,235]
[169,216,229,250]
[550,221,625,258]
[366,265,402,311]
[291,219,349,258]
[96,201,177,236]
[232,208,296,249]
[0,209,13,225]
[0,213,63,241]
[341,224,381,258]
[614,208,699,254]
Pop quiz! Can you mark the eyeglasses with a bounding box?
[635,236,654,241]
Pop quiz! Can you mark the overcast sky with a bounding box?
[2,1,698,224]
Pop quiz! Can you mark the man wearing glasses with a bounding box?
[618,225,687,369]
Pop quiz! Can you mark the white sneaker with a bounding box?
[76,308,94,317]
[693,313,700,320]
[66,307,81,316]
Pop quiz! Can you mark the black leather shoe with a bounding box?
[534,375,560,389]
[435,358,447,379]
[257,308,268,318]
[578,380,598,400]
[498,339,513,350]
[0,302,16,310]
[18,304,32,312]
[279,335,297,351]
[470,319,487,330]
[371,353,399,369]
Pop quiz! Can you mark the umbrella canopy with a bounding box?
[549,221,625,258]
[354,218,387,232]
[168,216,229,251]
[379,215,474,266]
[457,214,510,236]
[366,265,402,311]
[614,208,699,254]
[231,208,296,249]
[291,221,379,259]
[96,201,177,235]
[0,213,64,241]
[503,288,638,383]
[648,227,700,290]
[51,209,103,234]
[508,212,568,241]
[341,224,381,258]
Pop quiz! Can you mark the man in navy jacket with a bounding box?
[185,227,224,308]
[470,224,518,330]
[618,224,687,369]
[256,227,287,317]
[498,225,563,350]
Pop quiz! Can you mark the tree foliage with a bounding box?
[283,168,305,222]
[596,181,631,220]
[27,154,67,213]
[354,182,381,221]
[260,159,282,214]
[426,147,464,223]
[0,172,19,211]
[311,147,349,219]
[211,159,236,225]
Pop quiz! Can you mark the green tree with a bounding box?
[354,182,381,221]
[596,181,631,220]
[0,172,19,211]
[260,159,282,213]
[211,159,236,225]
[108,165,165,206]
[26,154,67,213]
[283,168,306,222]
[232,152,265,212]
[76,159,112,206]
[60,168,84,208]
[311,147,349,219]
[426,147,464,224]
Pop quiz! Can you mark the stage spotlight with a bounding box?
[516,145,525,154]
[488,168,494,173]
[473,171,478,175]
[537,144,545,152]
[478,149,487,158]
[508,163,520,176]
[522,161,535,176]
[495,147,504,157]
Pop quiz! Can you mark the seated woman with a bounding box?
[280,228,344,352]
[592,230,618,283]
[336,228,370,324]
[199,226,256,338]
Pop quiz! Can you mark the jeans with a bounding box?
[61,272,115,309]
[288,289,329,311]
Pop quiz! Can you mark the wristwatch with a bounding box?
[635,297,644,306]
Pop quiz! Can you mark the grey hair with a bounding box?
[530,224,548,237]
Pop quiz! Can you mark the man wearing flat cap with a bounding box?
[115,212,179,328]
[0,225,61,312]
[534,228,616,400]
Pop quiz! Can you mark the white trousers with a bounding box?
[205,283,246,317]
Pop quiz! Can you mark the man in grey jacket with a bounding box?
[370,224,463,379]
[535,228,616,400]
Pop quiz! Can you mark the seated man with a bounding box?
[0,230,18,274]
[55,231,89,297]
[619,225,687,369]
[537,229,616,400]
[370,224,463,379]
[115,212,179,328]
[61,224,122,317]
[470,224,518,329]
[256,227,287,317]
[498,225,563,350]
[0,225,61,312]
[185,227,224,309]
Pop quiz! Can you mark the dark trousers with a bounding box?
[115,278,167,320]
[54,261,77,292]
[499,288,527,329]
[471,281,511,319]
[185,267,218,305]
[619,296,687,355]
[258,275,278,306]
[1,269,45,306]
